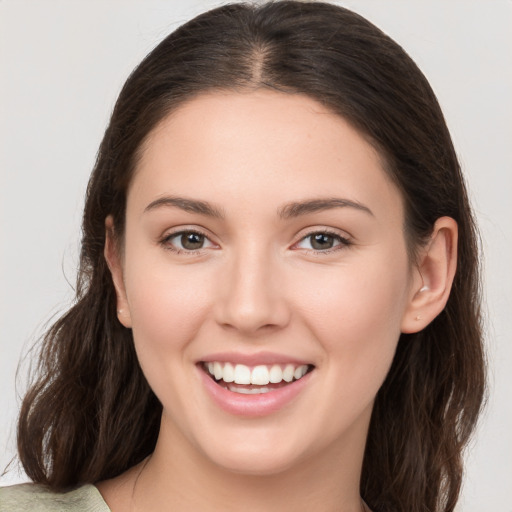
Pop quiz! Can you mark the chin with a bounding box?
[189,422,318,477]
[208,445,304,477]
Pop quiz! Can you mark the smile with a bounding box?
[203,361,310,390]
[198,360,314,415]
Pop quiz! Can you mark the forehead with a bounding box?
[129,90,403,225]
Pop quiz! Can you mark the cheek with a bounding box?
[122,258,219,426]
[293,252,411,397]
[123,249,214,370]
[129,277,204,343]
[298,260,408,337]
[286,263,410,448]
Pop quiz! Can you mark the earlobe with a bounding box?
[104,216,132,328]
[401,217,458,333]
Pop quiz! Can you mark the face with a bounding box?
[109,90,421,476]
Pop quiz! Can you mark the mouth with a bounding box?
[200,361,315,395]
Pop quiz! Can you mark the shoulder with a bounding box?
[0,483,111,512]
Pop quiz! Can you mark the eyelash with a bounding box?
[294,229,352,254]
[159,229,352,255]
[160,229,214,255]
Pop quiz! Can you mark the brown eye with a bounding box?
[295,231,350,253]
[180,232,205,250]
[163,230,214,253]
[310,233,336,250]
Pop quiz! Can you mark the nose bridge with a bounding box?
[215,240,289,334]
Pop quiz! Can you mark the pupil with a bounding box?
[311,233,334,250]
[181,233,204,250]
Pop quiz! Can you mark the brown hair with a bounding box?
[17,2,485,511]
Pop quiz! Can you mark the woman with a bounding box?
[0,1,485,511]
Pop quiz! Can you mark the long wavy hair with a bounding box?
[17,2,485,511]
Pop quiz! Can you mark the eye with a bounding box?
[162,230,215,253]
[295,231,350,252]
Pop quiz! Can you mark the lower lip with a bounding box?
[198,366,313,417]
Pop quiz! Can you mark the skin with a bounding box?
[100,90,457,511]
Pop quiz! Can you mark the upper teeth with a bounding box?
[205,362,309,385]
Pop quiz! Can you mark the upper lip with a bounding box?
[198,351,313,367]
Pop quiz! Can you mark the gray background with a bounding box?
[1,1,511,510]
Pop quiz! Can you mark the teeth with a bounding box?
[294,365,308,379]
[251,365,269,385]
[269,365,283,383]
[223,362,235,383]
[228,385,271,394]
[213,362,223,381]
[204,361,310,385]
[283,364,295,382]
[234,364,251,384]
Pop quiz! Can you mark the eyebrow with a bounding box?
[143,196,373,219]
[277,198,373,219]
[144,196,225,219]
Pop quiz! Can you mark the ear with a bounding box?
[104,216,132,328]
[401,217,458,333]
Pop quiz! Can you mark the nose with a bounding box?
[214,245,291,336]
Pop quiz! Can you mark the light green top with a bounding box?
[0,483,111,512]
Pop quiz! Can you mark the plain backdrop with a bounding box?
[1,1,511,510]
